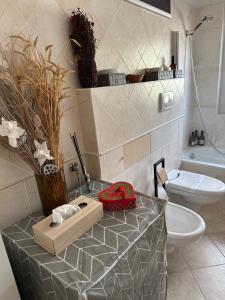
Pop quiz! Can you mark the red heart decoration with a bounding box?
[98,182,136,211]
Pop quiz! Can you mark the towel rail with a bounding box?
[153,157,165,197]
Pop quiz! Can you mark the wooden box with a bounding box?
[32,196,103,255]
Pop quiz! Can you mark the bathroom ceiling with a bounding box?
[184,0,225,7]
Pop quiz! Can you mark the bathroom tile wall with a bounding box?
[191,3,225,148]
[89,79,184,154]
[110,117,183,196]
[0,0,193,228]
[78,79,184,191]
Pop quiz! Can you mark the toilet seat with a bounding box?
[166,170,225,196]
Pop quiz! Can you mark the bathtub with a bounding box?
[181,146,225,183]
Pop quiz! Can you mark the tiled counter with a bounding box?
[2,181,167,300]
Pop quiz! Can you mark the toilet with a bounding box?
[165,169,225,209]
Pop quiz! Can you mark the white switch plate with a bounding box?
[159,92,174,112]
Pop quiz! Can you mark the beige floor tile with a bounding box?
[167,250,189,273]
[167,270,204,300]
[180,236,225,269]
[193,265,225,300]
[198,204,225,234]
[208,232,225,256]
[202,213,225,235]
[197,203,222,216]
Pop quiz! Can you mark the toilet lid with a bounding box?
[166,170,225,195]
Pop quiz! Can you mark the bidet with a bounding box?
[166,201,206,253]
[158,187,206,253]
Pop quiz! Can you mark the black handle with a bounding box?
[153,157,165,198]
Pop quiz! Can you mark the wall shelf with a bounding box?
[76,76,184,91]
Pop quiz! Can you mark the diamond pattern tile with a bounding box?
[87,77,184,154]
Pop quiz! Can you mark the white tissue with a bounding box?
[52,204,81,224]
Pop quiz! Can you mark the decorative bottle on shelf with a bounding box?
[194,130,199,145]
[170,56,177,78]
[199,130,205,146]
[190,131,195,146]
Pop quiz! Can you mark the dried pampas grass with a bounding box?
[0,35,70,174]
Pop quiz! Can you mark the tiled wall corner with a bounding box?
[60,104,85,162]
[85,154,101,180]
[77,90,99,154]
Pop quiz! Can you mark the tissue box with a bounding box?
[32,195,103,255]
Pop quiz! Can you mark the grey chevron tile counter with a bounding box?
[1,180,167,300]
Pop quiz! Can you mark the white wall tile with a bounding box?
[100,147,124,181]
[150,127,162,153]
[111,155,154,196]
[0,182,31,229]
[193,26,222,67]
[63,157,85,193]
[24,177,42,214]
[191,107,225,148]
[162,120,179,146]
[0,159,32,190]
[60,104,85,162]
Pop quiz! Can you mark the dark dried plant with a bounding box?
[69,8,96,60]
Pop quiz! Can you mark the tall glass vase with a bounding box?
[35,169,68,216]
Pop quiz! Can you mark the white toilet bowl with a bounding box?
[166,201,206,253]
[166,169,225,209]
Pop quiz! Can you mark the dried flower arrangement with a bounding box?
[0,36,70,215]
[69,9,97,88]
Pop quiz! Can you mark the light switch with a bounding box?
[159,92,174,112]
